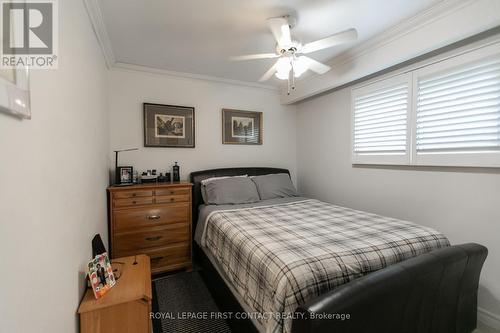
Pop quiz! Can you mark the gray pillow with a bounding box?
[251,173,297,200]
[204,177,260,205]
[200,175,247,203]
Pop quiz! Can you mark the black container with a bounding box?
[173,162,180,182]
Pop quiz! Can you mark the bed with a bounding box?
[190,167,487,333]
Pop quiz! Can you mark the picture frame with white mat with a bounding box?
[222,108,262,145]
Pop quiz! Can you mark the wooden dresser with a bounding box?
[107,182,193,274]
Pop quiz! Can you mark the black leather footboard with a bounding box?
[292,243,487,333]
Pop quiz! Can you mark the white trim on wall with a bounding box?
[83,0,279,91]
[83,0,115,68]
[113,62,279,91]
[478,307,500,331]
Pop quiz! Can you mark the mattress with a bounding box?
[195,198,450,333]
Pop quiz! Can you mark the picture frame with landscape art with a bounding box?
[222,109,262,145]
[0,67,30,119]
[143,103,195,148]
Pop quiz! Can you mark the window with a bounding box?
[352,74,411,165]
[352,42,500,167]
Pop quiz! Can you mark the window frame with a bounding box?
[351,41,500,168]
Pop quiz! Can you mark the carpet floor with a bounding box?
[152,271,232,333]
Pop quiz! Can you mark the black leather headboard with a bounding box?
[189,167,290,237]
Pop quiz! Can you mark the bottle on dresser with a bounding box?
[172,162,180,182]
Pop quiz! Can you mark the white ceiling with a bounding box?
[99,0,441,86]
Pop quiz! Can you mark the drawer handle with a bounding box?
[132,200,137,204]
[147,215,160,220]
[170,191,175,195]
[132,193,137,197]
[151,256,164,262]
[170,198,175,202]
[145,236,162,242]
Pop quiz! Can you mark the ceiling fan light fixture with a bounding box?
[275,57,292,80]
[293,56,308,78]
[275,69,289,80]
[276,56,291,72]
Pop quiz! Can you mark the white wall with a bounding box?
[0,0,109,332]
[296,86,500,326]
[107,69,297,181]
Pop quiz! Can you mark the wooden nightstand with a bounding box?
[78,255,152,333]
[107,182,193,274]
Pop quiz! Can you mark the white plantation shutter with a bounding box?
[352,74,410,164]
[352,42,500,167]
[416,58,500,154]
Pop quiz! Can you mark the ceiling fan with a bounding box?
[231,16,358,94]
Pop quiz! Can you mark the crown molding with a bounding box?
[84,0,116,68]
[84,0,479,97]
[331,0,476,70]
[297,0,476,86]
[112,62,279,91]
[83,0,278,91]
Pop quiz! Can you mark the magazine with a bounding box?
[87,253,116,299]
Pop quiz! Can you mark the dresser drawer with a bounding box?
[113,203,189,231]
[155,194,189,204]
[155,188,190,196]
[114,196,153,208]
[114,224,189,253]
[147,243,191,274]
[113,189,153,199]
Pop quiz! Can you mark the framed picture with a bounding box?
[0,67,30,119]
[117,166,133,185]
[222,109,262,145]
[144,103,195,148]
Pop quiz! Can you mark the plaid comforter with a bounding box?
[201,199,450,333]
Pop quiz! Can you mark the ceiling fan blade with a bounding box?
[302,56,331,74]
[301,28,358,54]
[230,53,279,61]
[267,17,292,47]
[258,61,279,82]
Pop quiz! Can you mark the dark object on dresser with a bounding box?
[116,166,133,185]
[113,148,138,185]
[107,182,193,275]
[91,234,107,258]
[190,167,488,333]
[173,162,180,182]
